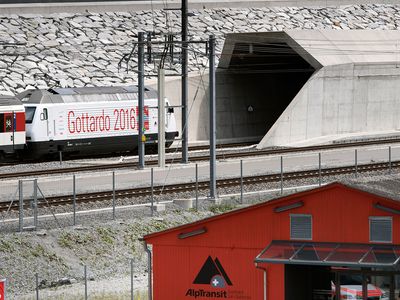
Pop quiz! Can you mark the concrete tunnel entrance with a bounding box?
[217,32,316,144]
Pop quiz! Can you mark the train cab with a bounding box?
[16,86,178,158]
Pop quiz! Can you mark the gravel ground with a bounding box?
[0,203,215,299]
[1,166,399,299]
[0,144,259,175]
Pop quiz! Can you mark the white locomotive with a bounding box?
[0,96,25,157]
[16,86,178,158]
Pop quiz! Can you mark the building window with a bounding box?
[370,217,392,243]
[290,214,312,240]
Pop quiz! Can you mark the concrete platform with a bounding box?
[173,199,193,209]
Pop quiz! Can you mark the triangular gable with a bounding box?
[143,182,400,243]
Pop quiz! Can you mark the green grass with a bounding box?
[96,227,116,245]
[209,203,236,214]
[58,231,95,248]
[29,290,148,300]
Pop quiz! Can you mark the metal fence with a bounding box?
[0,146,397,233]
[0,146,398,299]
[3,261,148,300]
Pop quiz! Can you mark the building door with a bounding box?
[0,112,15,152]
[285,265,332,300]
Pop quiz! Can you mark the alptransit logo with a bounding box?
[185,256,232,298]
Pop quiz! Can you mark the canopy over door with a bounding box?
[255,240,400,269]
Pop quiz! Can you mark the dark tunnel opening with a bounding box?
[216,40,315,143]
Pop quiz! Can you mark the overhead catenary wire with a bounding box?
[156,41,210,197]
[7,34,398,58]
[222,36,400,56]
[116,32,211,197]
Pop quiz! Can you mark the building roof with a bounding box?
[0,95,22,107]
[143,177,400,242]
[286,29,400,67]
[219,30,400,71]
[255,240,400,268]
[341,175,400,202]
[16,86,158,104]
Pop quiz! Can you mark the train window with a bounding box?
[40,108,48,121]
[25,107,36,124]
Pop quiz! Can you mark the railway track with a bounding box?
[0,137,398,180]
[166,141,254,153]
[0,141,254,169]
[0,160,396,213]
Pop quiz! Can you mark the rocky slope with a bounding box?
[0,206,218,299]
[0,4,398,94]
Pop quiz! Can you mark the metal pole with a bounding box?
[131,259,134,300]
[33,179,38,230]
[146,244,153,300]
[158,68,166,168]
[84,265,88,300]
[318,153,321,187]
[362,274,367,300]
[389,146,392,174]
[195,163,198,210]
[390,274,395,300]
[151,168,154,216]
[73,175,76,226]
[147,32,152,63]
[19,180,23,232]
[138,31,145,169]
[59,151,62,165]
[2,279,6,300]
[112,171,116,220]
[280,156,283,195]
[35,273,39,300]
[181,0,189,164]
[263,269,266,300]
[355,149,358,177]
[240,160,243,204]
[209,35,217,199]
[335,272,341,300]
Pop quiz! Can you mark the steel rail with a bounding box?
[0,160,397,212]
[0,141,254,169]
[0,137,399,180]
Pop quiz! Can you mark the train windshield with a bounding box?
[25,107,36,124]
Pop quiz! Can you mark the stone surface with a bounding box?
[173,199,194,209]
[147,203,166,212]
[0,4,398,94]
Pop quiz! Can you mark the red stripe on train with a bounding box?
[15,112,25,132]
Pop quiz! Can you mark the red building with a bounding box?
[144,182,400,300]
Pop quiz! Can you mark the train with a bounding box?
[0,86,178,159]
[0,95,26,157]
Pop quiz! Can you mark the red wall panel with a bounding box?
[153,245,265,300]
[147,184,400,300]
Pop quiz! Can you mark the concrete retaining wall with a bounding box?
[258,63,400,147]
[153,70,307,143]
[0,0,399,14]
